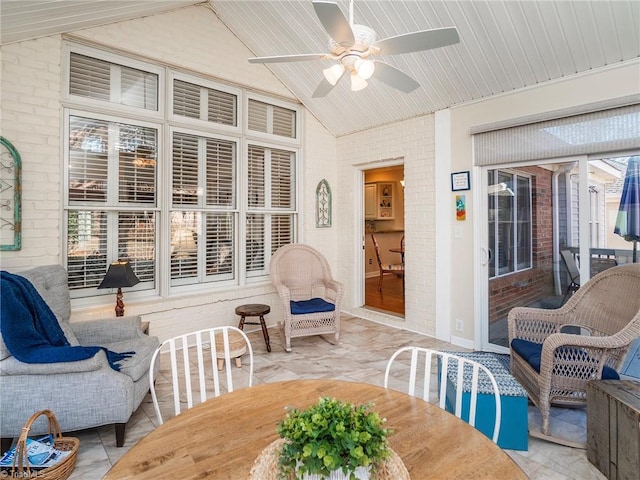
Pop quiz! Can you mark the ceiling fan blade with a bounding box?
[312,76,340,98]
[313,1,355,46]
[374,27,459,55]
[249,53,328,64]
[372,61,420,93]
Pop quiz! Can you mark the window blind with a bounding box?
[474,104,640,166]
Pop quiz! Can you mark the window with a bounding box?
[63,44,299,298]
[245,145,296,277]
[248,99,296,138]
[66,114,158,293]
[170,131,237,286]
[488,170,532,278]
[69,52,159,111]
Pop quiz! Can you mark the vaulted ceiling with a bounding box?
[2,1,639,136]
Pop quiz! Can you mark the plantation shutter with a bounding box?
[173,79,237,126]
[271,148,295,209]
[118,125,157,205]
[248,145,265,207]
[67,210,108,289]
[172,133,199,205]
[118,211,156,283]
[246,214,265,272]
[69,53,158,110]
[68,116,108,203]
[206,138,235,207]
[271,214,293,253]
[205,212,234,277]
[248,99,296,139]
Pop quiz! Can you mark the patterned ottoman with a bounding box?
[442,351,528,451]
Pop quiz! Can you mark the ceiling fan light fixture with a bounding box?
[354,58,375,80]
[323,63,345,85]
[350,72,368,92]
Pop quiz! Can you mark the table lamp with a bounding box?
[97,260,141,317]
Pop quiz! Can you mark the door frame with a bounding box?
[475,155,588,353]
[356,160,405,310]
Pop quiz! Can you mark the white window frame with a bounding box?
[62,42,302,301]
[62,42,165,120]
[488,168,533,279]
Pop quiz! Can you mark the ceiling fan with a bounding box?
[248,0,460,97]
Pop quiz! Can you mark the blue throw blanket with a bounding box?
[0,271,133,371]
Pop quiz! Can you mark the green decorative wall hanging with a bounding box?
[315,179,332,228]
[0,137,22,250]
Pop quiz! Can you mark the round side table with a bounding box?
[236,304,271,352]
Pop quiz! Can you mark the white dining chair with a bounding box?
[384,346,502,443]
[149,326,253,424]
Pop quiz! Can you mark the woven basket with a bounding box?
[248,438,410,480]
[3,409,79,480]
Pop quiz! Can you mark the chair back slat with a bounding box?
[384,346,502,443]
[149,326,253,425]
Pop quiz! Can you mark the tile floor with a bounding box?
[67,316,605,480]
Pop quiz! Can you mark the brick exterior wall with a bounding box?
[488,166,555,324]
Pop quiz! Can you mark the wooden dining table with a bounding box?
[104,379,527,480]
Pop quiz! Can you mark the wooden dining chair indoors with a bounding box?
[149,326,253,424]
[384,346,502,443]
[371,234,404,292]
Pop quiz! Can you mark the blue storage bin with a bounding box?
[442,352,529,451]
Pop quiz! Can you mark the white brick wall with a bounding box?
[336,115,437,336]
[0,6,336,342]
[1,36,63,270]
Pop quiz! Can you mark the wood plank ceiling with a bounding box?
[2,1,639,136]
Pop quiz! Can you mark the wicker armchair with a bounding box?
[270,244,344,352]
[508,263,640,438]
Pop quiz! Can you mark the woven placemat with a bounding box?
[247,438,410,480]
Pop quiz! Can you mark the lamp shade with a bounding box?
[350,73,368,92]
[98,261,141,289]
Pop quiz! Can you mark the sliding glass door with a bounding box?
[482,154,636,351]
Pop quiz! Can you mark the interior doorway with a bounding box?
[363,165,405,316]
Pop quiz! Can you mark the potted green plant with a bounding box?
[277,396,392,480]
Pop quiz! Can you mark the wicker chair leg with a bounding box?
[115,422,126,447]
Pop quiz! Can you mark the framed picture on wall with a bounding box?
[451,171,470,191]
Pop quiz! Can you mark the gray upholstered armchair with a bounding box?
[0,265,159,447]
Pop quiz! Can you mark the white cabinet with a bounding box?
[365,184,377,219]
[365,182,394,220]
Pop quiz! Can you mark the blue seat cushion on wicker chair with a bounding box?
[511,339,619,380]
[290,298,335,315]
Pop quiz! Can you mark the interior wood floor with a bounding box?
[364,273,405,316]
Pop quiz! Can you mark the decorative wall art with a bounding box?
[0,137,22,250]
[451,171,470,191]
[315,179,332,228]
[456,195,466,221]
